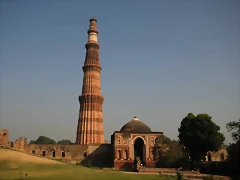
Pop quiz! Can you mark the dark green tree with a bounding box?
[226,119,240,142]
[29,140,36,144]
[226,119,240,180]
[29,136,56,144]
[178,113,225,168]
[57,140,72,145]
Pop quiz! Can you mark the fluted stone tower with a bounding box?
[76,18,104,145]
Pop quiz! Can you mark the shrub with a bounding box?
[176,171,184,180]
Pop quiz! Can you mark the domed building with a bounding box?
[111,117,163,168]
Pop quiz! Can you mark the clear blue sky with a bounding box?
[0,0,239,144]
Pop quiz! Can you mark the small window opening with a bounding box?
[53,151,56,157]
[62,151,65,158]
[3,133,6,137]
[84,151,87,157]
[32,150,35,154]
[42,151,45,157]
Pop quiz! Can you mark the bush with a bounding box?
[176,171,184,180]
[200,162,228,175]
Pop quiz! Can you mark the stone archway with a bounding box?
[52,150,56,157]
[62,151,65,158]
[134,137,144,163]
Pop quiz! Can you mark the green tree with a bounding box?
[29,140,36,144]
[226,119,240,142]
[153,135,188,168]
[29,136,56,144]
[226,119,240,180]
[178,113,225,168]
[153,135,171,163]
[57,140,72,145]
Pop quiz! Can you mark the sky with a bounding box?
[0,0,239,144]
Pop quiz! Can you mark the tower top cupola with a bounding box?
[89,17,97,22]
[87,17,99,43]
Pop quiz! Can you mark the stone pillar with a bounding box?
[143,145,146,162]
[129,140,133,160]
[76,18,104,145]
[127,147,131,160]
[146,136,149,160]
[114,148,118,160]
[121,149,124,160]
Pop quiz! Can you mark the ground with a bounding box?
[0,149,176,180]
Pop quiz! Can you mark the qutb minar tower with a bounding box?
[76,18,104,145]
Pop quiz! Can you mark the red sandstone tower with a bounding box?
[76,18,104,145]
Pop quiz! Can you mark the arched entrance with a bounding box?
[52,150,56,157]
[134,137,145,163]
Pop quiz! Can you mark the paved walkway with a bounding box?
[121,171,203,180]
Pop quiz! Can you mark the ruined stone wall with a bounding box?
[0,129,9,147]
[11,138,113,166]
[13,137,26,151]
[23,144,88,163]
[209,148,228,162]
[23,143,113,166]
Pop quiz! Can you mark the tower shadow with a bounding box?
[80,144,113,168]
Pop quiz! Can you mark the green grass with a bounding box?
[0,160,176,180]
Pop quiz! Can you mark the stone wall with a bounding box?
[23,144,88,163]
[114,160,134,169]
[13,137,27,151]
[10,136,113,166]
[210,148,228,162]
[0,129,9,147]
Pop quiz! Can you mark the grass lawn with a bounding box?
[0,162,177,180]
[0,149,176,180]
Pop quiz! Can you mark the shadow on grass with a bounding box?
[79,144,113,168]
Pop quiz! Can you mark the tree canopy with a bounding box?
[226,119,240,142]
[153,135,189,168]
[29,136,56,144]
[57,140,73,145]
[226,119,240,179]
[178,113,225,167]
